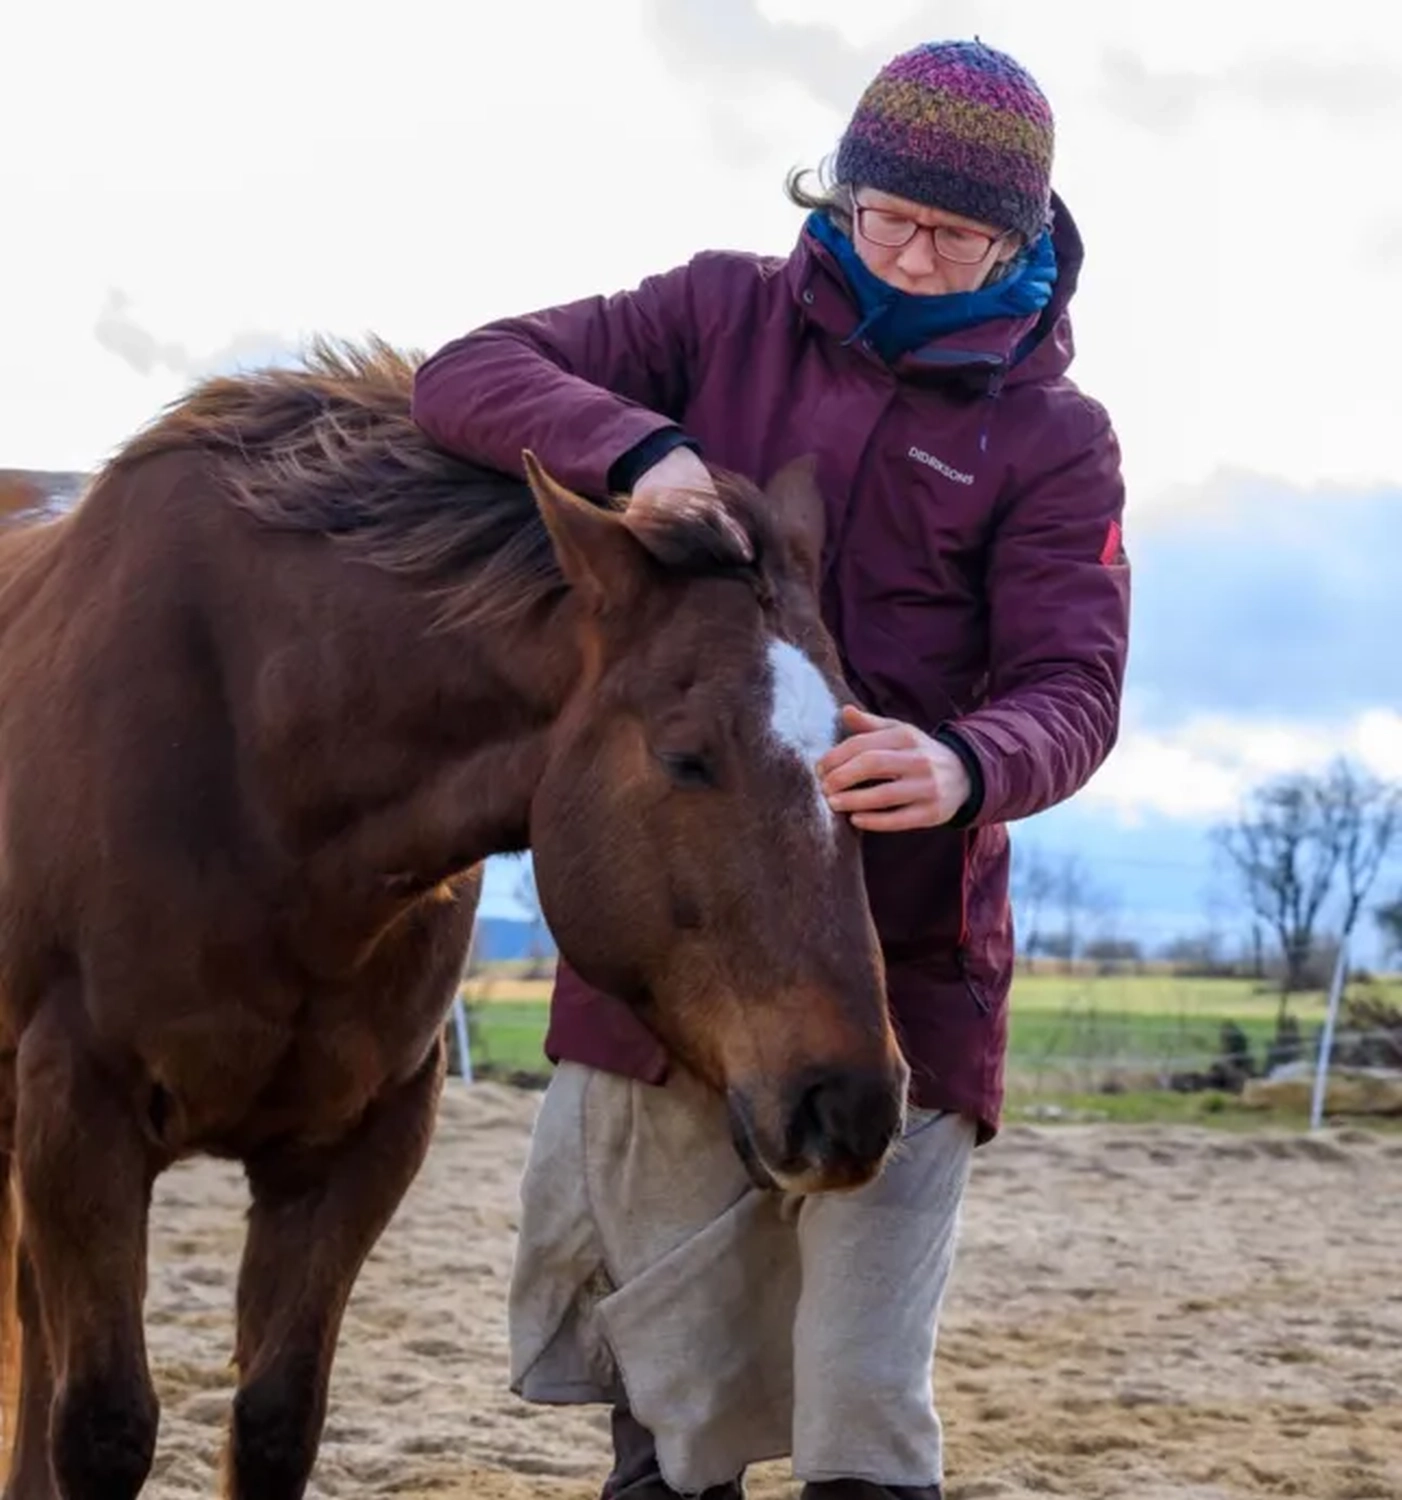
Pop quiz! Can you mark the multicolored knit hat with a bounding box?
[833,39,1055,241]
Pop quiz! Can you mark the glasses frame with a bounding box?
[850,198,1015,266]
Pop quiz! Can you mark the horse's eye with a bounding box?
[657,750,716,789]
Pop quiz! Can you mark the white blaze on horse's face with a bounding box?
[763,637,840,830]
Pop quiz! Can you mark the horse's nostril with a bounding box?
[785,1068,902,1169]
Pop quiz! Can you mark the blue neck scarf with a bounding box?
[805,209,1058,365]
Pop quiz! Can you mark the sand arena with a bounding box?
[135,1082,1401,1500]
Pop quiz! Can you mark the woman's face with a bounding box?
[849,187,1022,296]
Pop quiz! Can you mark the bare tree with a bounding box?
[1088,883,1125,947]
[1214,773,1339,1006]
[1084,934,1144,970]
[1046,851,1108,974]
[513,861,555,981]
[1010,841,1057,965]
[1197,874,1259,978]
[1213,759,1400,1011]
[1160,930,1226,976]
[1377,896,1402,966]
[1326,759,1401,943]
[1250,920,1266,981]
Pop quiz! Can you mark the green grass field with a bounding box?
[451,966,1401,1128]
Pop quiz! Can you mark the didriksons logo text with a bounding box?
[908,445,974,485]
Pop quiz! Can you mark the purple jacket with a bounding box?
[411,194,1130,1140]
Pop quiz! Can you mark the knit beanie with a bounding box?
[833,39,1055,242]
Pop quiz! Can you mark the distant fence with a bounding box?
[1005,1025,1402,1099]
[442,996,1402,1125]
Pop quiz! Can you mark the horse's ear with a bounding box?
[765,454,826,587]
[522,451,646,613]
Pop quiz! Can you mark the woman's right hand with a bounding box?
[629,446,752,561]
[631,445,718,508]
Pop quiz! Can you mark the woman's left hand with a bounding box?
[817,705,972,832]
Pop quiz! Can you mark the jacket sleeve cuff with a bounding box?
[934,725,986,828]
[606,428,703,495]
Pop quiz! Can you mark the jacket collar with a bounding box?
[785,191,1086,394]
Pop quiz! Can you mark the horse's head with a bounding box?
[523,451,907,1194]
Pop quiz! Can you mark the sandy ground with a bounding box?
[131,1082,1402,1500]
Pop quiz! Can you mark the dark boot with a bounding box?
[800,1482,942,1499]
[601,1404,746,1499]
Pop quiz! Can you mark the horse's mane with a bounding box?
[103,335,767,627]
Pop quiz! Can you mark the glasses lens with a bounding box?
[857,208,914,247]
[934,226,995,264]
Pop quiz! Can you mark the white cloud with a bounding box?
[10,0,1397,959]
[4,1,1401,506]
[1079,708,1402,825]
[93,288,294,381]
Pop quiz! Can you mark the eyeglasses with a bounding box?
[851,201,1013,265]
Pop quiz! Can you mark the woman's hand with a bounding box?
[629,447,752,561]
[817,705,972,832]
[631,446,717,508]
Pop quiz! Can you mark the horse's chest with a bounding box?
[170,931,464,1158]
[140,887,473,1158]
[255,974,455,1143]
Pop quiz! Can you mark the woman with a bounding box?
[412,38,1130,1500]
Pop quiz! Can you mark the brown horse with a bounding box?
[0,479,45,525]
[0,339,906,1499]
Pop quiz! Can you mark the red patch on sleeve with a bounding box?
[1099,518,1124,566]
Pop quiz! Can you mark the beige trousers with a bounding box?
[508,1061,975,1494]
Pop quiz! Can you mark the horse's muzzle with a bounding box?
[727,1061,907,1195]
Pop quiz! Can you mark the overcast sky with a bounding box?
[4,0,1400,859]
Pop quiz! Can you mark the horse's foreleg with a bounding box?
[223,1036,446,1500]
[13,1003,158,1500]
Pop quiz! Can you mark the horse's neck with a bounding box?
[260,582,581,967]
[0,518,64,627]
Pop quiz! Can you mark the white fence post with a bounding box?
[1309,932,1350,1132]
[452,917,480,1086]
[451,994,474,1086]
